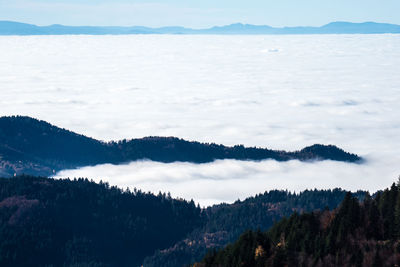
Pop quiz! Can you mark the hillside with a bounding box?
[197,183,400,267]
[0,116,361,177]
[1,21,400,35]
[0,175,203,267]
[0,175,366,267]
[143,189,366,267]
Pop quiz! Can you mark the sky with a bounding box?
[0,0,400,28]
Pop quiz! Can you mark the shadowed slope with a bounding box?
[0,175,203,267]
[197,184,400,267]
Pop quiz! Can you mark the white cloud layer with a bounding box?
[1,34,399,205]
[56,155,399,207]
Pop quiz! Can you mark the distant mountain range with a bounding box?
[1,21,400,35]
[0,116,361,177]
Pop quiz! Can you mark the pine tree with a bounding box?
[372,247,382,267]
[394,192,400,239]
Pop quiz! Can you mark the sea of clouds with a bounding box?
[1,34,399,206]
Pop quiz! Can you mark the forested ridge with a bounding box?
[0,175,366,267]
[197,182,400,267]
[0,175,203,267]
[0,116,361,177]
[143,189,366,267]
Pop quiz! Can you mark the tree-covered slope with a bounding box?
[0,175,203,267]
[197,183,400,267]
[143,189,366,267]
[0,174,369,267]
[0,116,361,177]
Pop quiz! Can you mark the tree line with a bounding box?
[197,181,400,266]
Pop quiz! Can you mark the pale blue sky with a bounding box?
[1,0,399,27]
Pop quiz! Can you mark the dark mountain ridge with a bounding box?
[1,21,400,35]
[0,175,203,267]
[0,175,367,267]
[0,116,361,177]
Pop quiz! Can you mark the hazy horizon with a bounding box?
[1,0,400,28]
[2,20,400,28]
